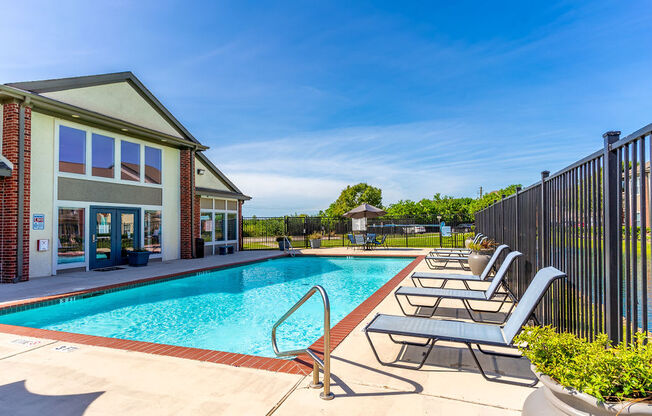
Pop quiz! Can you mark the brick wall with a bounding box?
[179,148,195,259]
[0,103,31,282]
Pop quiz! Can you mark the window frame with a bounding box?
[55,120,164,189]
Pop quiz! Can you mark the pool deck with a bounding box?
[0,248,535,415]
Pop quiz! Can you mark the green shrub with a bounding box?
[515,326,652,402]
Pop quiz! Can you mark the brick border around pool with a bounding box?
[0,254,425,375]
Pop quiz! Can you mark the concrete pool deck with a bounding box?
[0,248,535,415]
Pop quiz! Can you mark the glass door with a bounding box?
[90,208,114,269]
[90,207,140,269]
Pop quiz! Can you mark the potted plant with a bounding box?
[516,326,652,415]
[308,232,322,249]
[127,248,151,267]
[467,239,496,275]
[276,236,291,251]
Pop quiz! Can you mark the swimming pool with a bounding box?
[0,256,412,357]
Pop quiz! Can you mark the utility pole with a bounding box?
[478,186,483,198]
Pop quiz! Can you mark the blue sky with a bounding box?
[2,1,652,215]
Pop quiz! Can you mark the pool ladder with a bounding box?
[271,285,334,400]
[283,236,297,257]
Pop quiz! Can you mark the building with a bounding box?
[0,72,250,283]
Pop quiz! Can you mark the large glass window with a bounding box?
[201,212,213,242]
[227,213,237,240]
[58,208,85,264]
[121,141,140,181]
[144,210,161,253]
[59,126,86,174]
[215,213,225,241]
[92,133,115,178]
[144,146,162,184]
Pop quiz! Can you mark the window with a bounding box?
[215,213,225,241]
[58,208,85,264]
[121,141,140,181]
[144,146,162,184]
[92,133,115,178]
[59,126,86,174]
[227,213,237,240]
[144,210,162,253]
[201,212,213,242]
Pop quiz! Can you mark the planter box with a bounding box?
[523,365,652,415]
[277,241,289,251]
[127,251,150,267]
[310,239,321,249]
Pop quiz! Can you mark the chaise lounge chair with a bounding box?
[424,253,470,271]
[412,244,509,289]
[428,233,484,257]
[395,250,523,323]
[364,266,566,386]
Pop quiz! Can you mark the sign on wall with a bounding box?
[33,214,45,230]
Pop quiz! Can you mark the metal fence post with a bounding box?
[501,194,505,242]
[603,130,621,343]
[540,171,550,269]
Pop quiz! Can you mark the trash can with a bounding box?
[195,238,205,258]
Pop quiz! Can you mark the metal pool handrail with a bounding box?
[283,236,296,257]
[271,285,334,400]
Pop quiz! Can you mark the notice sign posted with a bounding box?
[33,214,45,230]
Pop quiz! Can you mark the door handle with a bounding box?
[92,234,96,243]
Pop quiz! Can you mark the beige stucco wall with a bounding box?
[162,148,180,261]
[42,82,183,139]
[195,157,230,192]
[29,112,55,277]
[28,112,182,276]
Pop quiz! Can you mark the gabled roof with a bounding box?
[196,152,250,199]
[0,155,13,177]
[6,71,201,146]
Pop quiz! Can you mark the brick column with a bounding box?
[0,103,31,282]
[179,148,195,259]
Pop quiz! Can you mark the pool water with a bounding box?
[0,256,411,357]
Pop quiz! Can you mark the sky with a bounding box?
[1,1,652,216]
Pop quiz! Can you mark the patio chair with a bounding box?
[364,266,567,386]
[412,244,509,288]
[373,234,388,249]
[347,233,356,249]
[354,234,366,249]
[366,233,377,249]
[395,251,523,323]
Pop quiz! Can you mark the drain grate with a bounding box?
[93,266,125,272]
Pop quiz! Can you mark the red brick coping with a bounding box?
[0,254,425,375]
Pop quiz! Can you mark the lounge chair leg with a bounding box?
[465,343,538,387]
[395,292,441,317]
[461,299,515,324]
[365,331,436,370]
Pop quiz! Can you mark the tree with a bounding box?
[470,184,522,213]
[323,183,382,217]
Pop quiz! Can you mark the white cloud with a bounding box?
[207,120,587,216]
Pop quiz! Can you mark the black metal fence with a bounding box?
[476,124,652,344]
[242,216,470,250]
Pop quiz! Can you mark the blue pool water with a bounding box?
[0,256,411,357]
